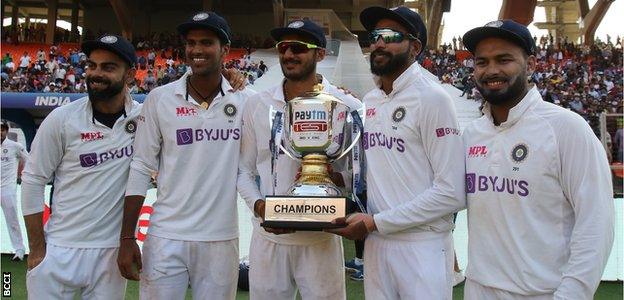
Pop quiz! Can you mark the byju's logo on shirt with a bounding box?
[80,131,104,142]
[436,127,460,137]
[79,145,134,168]
[467,145,488,158]
[465,173,529,196]
[176,128,241,145]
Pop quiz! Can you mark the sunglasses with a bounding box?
[276,40,321,54]
[369,28,418,44]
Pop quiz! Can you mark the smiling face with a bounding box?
[278,34,325,81]
[184,29,229,76]
[85,49,134,103]
[473,37,535,106]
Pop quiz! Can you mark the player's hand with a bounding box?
[222,68,246,91]
[325,213,376,240]
[117,239,142,281]
[27,245,46,270]
[255,199,296,235]
[337,86,358,99]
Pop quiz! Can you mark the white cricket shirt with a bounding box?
[21,95,141,248]
[125,71,254,242]
[237,76,362,245]
[1,138,28,192]
[463,86,614,299]
[363,62,466,238]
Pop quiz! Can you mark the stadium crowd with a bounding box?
[421,35,623,132]
[1,33,621,135]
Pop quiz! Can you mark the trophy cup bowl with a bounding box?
[263,85,363,230]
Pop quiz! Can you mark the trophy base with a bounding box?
[261,221,344,231]
[262,196,347,231]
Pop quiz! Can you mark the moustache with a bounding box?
[281,58,301,65]
[479,76,509,85]
[87,77,111,85]
[371,50,391,59]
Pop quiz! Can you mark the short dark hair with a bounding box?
[1,121,9,131]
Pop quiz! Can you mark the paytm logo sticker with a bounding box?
[176,128,193,145]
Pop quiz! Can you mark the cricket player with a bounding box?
[118,11,254,299]
[237,19,361,300]
[1,121,27,261]
[461,20,614,300]
[20,34,140,299]
[328,6,466,299]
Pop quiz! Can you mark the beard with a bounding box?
[476,71,528,106]
[280,57,316,81]
[370,48,410,76]
[86,75,126,103]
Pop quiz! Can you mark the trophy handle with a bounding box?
[334,131,361,161]
[334,105,365,161]
[278,143,301,161]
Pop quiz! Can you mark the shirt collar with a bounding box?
[482,85,541,129]
[372,61,422,97]
[175,70,232,106]
[87,92,134,125]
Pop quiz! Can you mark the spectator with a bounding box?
[18,52,31,72]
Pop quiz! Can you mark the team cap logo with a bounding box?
[288,20,305,28]
[485,20,503,28]
[125,120,137,134]
[392,106,406,123]
[193,12,210,21]
[224,104,237,117]
[511,143,528,163]
[100,35,118,44]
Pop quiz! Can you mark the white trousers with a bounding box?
[464,279,554,300]
[1,189,25,253]
[249,232,346,300]
[26,244,126,300]
[364,231,454,300]
[140,234,239,300]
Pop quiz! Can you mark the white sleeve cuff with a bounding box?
[125,169,152,197]
[21,182,46,215]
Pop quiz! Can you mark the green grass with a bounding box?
[2,243,622,299]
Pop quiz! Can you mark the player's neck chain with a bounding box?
[187,75,221,109]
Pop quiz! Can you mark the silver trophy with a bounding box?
[264,84,365,230]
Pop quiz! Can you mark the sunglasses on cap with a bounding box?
[275,40,321,54]
[369,28,418,44]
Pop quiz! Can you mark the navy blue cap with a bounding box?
[271,19,327,48]
[463,20,536,55]
[360,6,427,53]
[81,34,137,67]
[177,11,231,44]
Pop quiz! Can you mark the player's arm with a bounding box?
[372,90,466,234]
[236,99,264,216]
[118,96,162,281]
[554,115,615,299]
[16,142,29,179]
[20,110,64,270]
